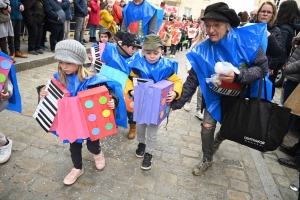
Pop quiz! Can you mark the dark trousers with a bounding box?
[48,22,64,51]
[0,37,7,54]
[127,111,136,124]
[70,140,101,169]
[8,20,21,52]
[26,23,43,51]
[177,42,183,51]
[185,38,192,49]
[283,79,299,134]
[170,44,177,55]
[40,22,48,47]
[268,69,279,99]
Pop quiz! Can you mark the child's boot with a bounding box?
[135,143,146,157]
[127,124,136,139]
[63,168,84,185]
[141,152,152,170]
[94,151,105,170]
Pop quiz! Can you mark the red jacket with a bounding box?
[88,0,100,26]
[113,2,123,25]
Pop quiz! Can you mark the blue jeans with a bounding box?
[89,25,97,37]
[283,79,299,134]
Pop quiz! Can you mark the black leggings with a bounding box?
[70,140,101,169]
[171,44,177,55]
[0,37,8,54]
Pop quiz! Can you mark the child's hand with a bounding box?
[40,88,48,99]
[130,90,134,96]
[107,99,115,109]
[166,91,176,103]
[0,90,10,101]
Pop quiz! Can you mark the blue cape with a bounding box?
[129,56,178,83]
[1,52,22,113]
[53,72,127,143]
[122,0,163,42]
[100,43,141,75]
[186,23,269,122]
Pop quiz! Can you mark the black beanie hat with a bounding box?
[201,2,240,27]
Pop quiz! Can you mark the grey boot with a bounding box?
[192,125,215,176]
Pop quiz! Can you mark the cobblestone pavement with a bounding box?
[0,39,299,200]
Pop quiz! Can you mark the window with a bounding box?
[184,8,192,18]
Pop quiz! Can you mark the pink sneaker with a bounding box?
[94,151,105,170]
[63,168,84,185]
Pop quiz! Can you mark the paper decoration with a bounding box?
[124,92,134,112]
[0,56,13,91]
[187,27,197,38]
[33,78,70,132]
[133,79,174,125]
[56,86,117,142]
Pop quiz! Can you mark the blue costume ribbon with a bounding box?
[52,72,127,143]
[0,52,22,113]
[187,23,270,123]
[122,0,163,42]
[129,56,178,82]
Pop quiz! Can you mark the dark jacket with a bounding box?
[284,45,300,82]
[21,0,44,25]
[61,0,72,20]
[73,0,87,17]
[43,0,63,21]
[266,24,283,70]
[10,0,23,20]
[171,46,268,110]
[275,22,300,65]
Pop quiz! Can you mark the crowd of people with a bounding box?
[0,1,300,197]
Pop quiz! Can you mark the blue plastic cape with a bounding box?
[122,0,163,42]
[99,43,141,75]
[128,56,178,83]
[52,72,127,143]
[187,23,268,122]
[0,52,22,113]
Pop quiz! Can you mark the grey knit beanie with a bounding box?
[54,39,87,65]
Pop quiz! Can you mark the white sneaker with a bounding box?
[183,102,191,112]
[173,55,176,58]
[195,111,204,120]
[169,54,172,57]
[0,139,12,164]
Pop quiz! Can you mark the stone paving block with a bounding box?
[267,163,286,176]
[182,156,199,167]
[178,176,201,190]
[202,173,230,188]
[161,152,182,165]
[224,168,247,181]
[189,131,201,138]
[10,172,35,186]
[172,139,187,148]
[188,143,202,152]
[181,148,199,158]
[153,180,181,198]
[280,187,298,200]
[16,157,41,172]
[230,178,249,192]
[250,188,268,200]
[0,182,4,194]
[274,175,291,188]
[37,164,59,178]
[182,135,202,143]
[30,177,60,195]
[2,187,39,200]
[198,183,227,199]
[227,190,251,200]
[132,176,156,191]
[221,158,244,169]
[241,153,256,169]
[167,132,182,140]
[209,164,224,176]
[21,146,48,159]
[246,168,265,190]
[159,172,178,183]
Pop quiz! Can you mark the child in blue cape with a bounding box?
[40,40,127,185]
[125,34,183,170]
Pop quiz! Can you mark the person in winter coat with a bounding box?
[108,0,122,27]
[21,0,45,55]
[88,0,100,42]
[73,0,88,44]
[99,4,116,34]
[255,0,283,99]
[62,0,72,39]
[275,1,300,77]
[7,0,27,59]
[162,25,171,56]
[43,0,66,52]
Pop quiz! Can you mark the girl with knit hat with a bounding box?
[39,39,127,185]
